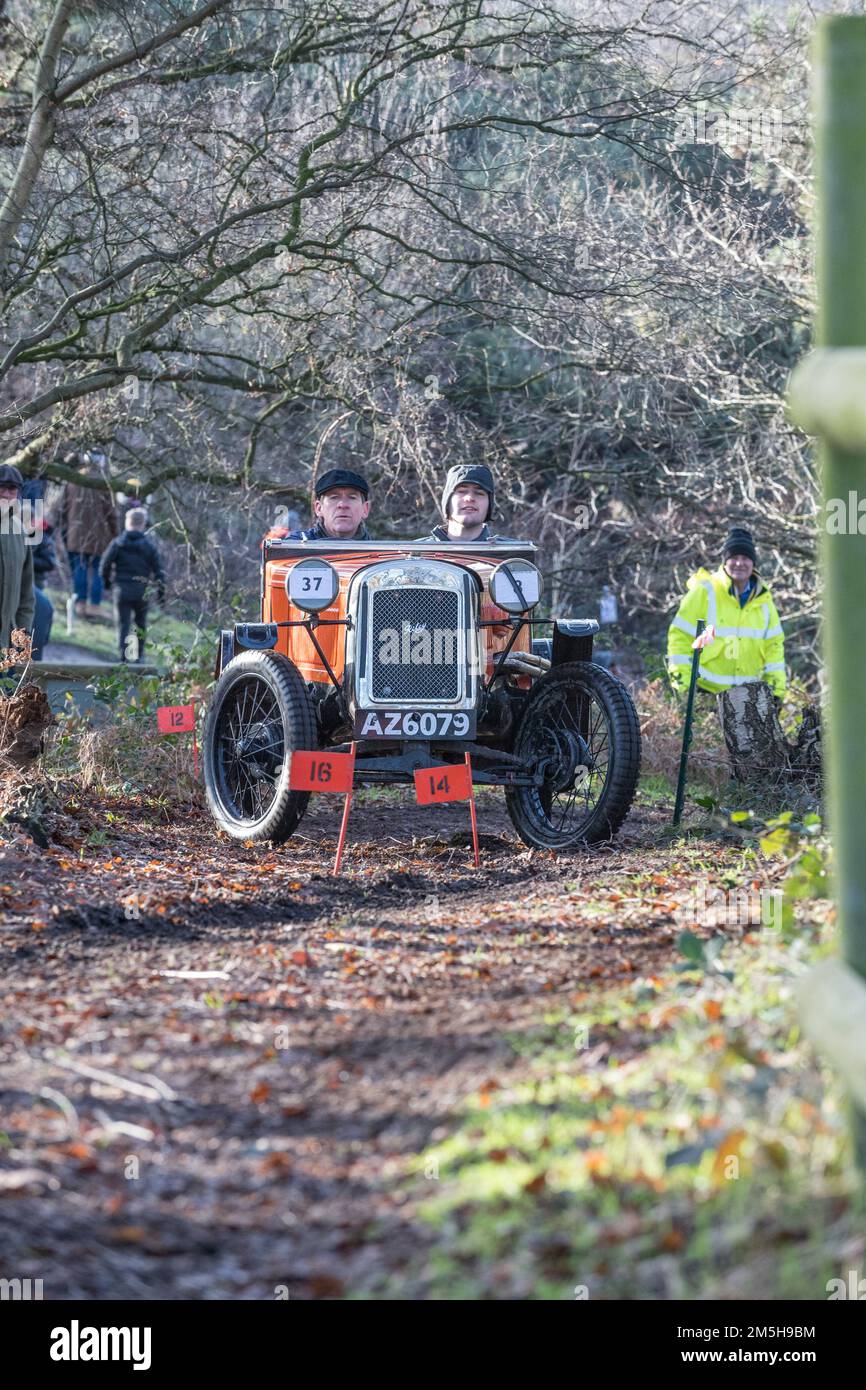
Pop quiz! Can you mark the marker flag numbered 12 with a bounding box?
[157,703,195,733]
[156,702,198,777]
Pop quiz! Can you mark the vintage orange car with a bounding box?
[203,536,641,849]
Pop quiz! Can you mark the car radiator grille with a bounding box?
[370,588,461,701]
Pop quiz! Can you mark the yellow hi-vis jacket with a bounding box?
[666,566,786,698]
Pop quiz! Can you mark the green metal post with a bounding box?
[672,619,705,827]
[813,18,866,1164]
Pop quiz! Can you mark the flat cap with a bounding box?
[0,464,23,489]
[314,468,369,499]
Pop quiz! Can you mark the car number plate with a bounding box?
[353,709,476,740]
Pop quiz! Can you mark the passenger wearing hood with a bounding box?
[417,464,522,543]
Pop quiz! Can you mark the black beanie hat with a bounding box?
[723,526,757,566]
[441,463,495,521]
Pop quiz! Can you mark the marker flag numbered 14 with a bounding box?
[414,762,472,804]
[290,750,354,793]
[414,755,480,867]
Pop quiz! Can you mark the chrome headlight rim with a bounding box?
[284,557,340,613]
[489,559,543,615]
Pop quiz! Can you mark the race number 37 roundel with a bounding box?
[285,558,339,612]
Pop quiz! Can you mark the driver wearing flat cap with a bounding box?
[282,469,372,541]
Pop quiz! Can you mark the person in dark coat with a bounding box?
[20,478,55,660]
[99,508,166,662]
[54,449,118,618]
[0,464,35,655]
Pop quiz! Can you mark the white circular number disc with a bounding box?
[492,562,541,611]
[287,559,338,611]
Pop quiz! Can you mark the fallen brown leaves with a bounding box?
[0,786,760,1298]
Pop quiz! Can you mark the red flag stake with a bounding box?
[465,752,480,868]
[332,741,357,876]
[192,722,199,780]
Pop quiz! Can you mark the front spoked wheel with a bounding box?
[505,661,641,850]
[204,650,316,843]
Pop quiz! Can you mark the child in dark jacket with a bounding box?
[99,509,166,662]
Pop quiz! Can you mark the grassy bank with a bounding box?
[368,840,860,1300]
[42,586,206,665]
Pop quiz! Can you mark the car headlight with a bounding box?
[489,559,542,615]
[285,558,340,612]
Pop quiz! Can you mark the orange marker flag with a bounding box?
[156,702,198,777]
[414,762,472,804]
[290,747,358,875]
[415,755,480,867]
[157,703,195,733]
[289,750,355,793]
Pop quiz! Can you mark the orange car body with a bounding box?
[203,533,638,853]
[263,544,533,689]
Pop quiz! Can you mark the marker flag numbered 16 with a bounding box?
[290,749,354,793]
[287,744,358,875]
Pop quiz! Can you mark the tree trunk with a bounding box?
[0,683,55,769]
[717,682,821,790]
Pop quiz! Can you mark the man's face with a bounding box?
[314,486,370,537]
[449,483,489,527]
[725,553,754,584]
[0,484,19,515]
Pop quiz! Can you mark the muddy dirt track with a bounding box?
[0,788,707,1299]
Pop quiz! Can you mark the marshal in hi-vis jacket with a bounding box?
[666,566,786,698]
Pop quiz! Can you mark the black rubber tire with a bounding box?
[505,660,641,850]
[203,650,316,843]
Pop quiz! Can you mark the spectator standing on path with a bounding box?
[20,477,55,660]
[54,448,118,619]
[99,508,166,663]
[0,464,35,656]
[666,526,787,703]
